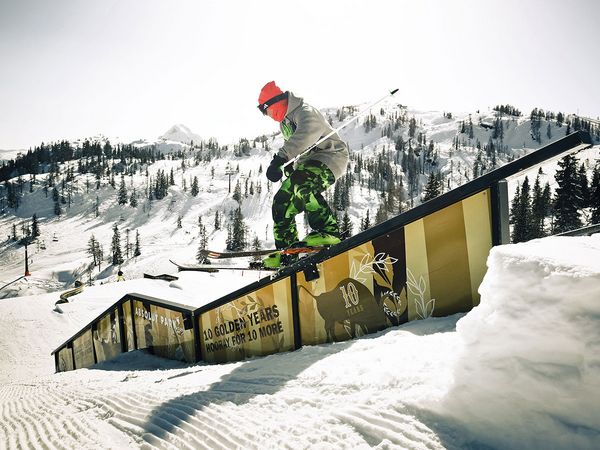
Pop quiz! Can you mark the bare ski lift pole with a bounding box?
[24,241,31,276]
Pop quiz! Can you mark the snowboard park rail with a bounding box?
[52,131,594,371]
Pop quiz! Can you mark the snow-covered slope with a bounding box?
[1,105,598,301]
[0,234,598,449]
[0,148,24,164]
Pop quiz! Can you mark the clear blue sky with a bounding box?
[1,0,599,149]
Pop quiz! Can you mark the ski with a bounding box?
[169,260,276,273]
[198,246,325,260]
[198,249,277,259]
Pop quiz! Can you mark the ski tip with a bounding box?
[390,88,399,95]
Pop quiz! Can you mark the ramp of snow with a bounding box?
[442,234,600,449]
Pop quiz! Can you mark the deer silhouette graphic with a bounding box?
[299,278,386,342]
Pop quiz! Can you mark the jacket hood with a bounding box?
[285,91,303,117]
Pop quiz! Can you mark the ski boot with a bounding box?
[300,231,341,248]
[262,252,298,269]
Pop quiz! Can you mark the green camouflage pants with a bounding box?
[272,161,339,249]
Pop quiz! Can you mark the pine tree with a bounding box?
[214,210,221,230]
[339,211,353,240]
[409,117,417,138]
[360,210,371,232]
[124,229,131,258]
[468,116,474,139]
[191,176,199,196]
[111,223,123,265]
[553,154,582,233]
[117,175,128,205]
[422,172,441,201]
[88,234,99,266]
[129,188,138,207]
[31,214,40,238]
[86,234,104,269]
[530,172,546,238]
[578,163,590,208]
[232,180,242,203]
[511,177,532,243]
[590,165,600,224]
[196,224,209,263]
[250,235,262,263]
[133,230,141,257]
[226,207,247,250]
[374,202,388,225]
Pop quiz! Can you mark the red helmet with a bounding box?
[258,81,288,122]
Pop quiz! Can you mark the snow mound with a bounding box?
[442,235,600,449]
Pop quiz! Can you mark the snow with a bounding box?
[1,104,599,447]
[441,235,600,450]
[1,234,599,449]
[0,148,24,163]
[159,124,204,146]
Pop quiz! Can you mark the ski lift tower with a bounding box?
[225,164,236,193]
[22,239,31,276]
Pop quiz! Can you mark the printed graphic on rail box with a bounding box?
[403,189,492,319]
[57,346,74,372]
[297,189,493,345]
[122,300,135,352]
[72,329,95,369]
[92,307,122,363]
[298,234,408,346]
[199,277,295,363]
[133,300,196,363]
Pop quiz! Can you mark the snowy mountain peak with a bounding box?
[159,124,202,145]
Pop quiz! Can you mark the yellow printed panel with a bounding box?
[73,330,95,369]
[404,219,432,321]
[298,236,406,346]
[462,189,493,307]
[122,300,135,351]
[133,301,196,363]
[199,277,295,364]
[424,201,472,316]
[93,308,122,363]
[57,347,74,372]
[133,300,151,349]
[403,191,493,320]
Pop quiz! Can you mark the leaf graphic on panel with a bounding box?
[351,252,398,286]
[406,268,435,320]
[372,252,398,289]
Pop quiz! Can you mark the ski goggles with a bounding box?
[257,93,287,115]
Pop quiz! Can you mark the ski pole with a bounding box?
[283,88,399,171]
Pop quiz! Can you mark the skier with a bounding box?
[258,81,349,268]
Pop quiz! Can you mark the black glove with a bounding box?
[266,155,288,182]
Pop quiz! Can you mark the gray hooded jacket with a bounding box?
[276,92,349,180]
